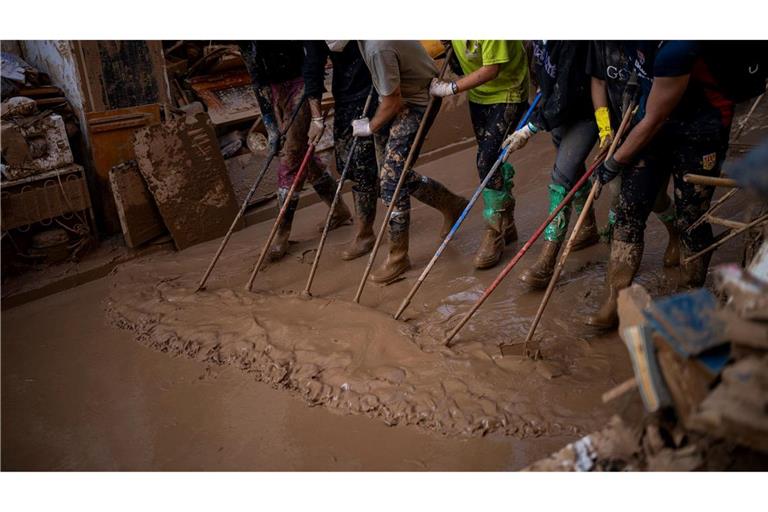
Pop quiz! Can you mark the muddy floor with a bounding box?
[1,121,747,470]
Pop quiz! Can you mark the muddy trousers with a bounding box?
[374,101,450,237]
[469,101,528,190]
[614,127,729,285]
[271,77,333,191]
[334,96,380,226]
[544,118,598,242]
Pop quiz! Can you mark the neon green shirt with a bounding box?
[451,40,529,105]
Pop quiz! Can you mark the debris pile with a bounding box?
[1,53,94,272]
[528,233,768,470]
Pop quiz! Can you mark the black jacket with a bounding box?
[529,41,593,131]
[238,40,304,87]
[302,41,372,105]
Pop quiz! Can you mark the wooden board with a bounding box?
[86,104,162,234]
[225,152,279,208]
[108,160,166,248]
[133,112,242,250]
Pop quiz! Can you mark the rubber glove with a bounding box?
[308,116,325,144]
[429,78,458,97]
[503,122,537,152]
[594,106,614,150]
[352,118,372,137]
[596,156,630,185]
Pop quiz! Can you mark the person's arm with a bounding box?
[612,74,690,164]
[369,88,403,132]
[591,77,613,150]
[455,64,500,92]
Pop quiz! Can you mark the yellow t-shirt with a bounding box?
[451,40,529,105]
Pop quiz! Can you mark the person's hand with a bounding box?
[352,118,372,137]
[429,78,458,97]
[308,116,325,144]
[595,106,614,150]
[502,123,536,152]
[262,112,280,153]
[596,156,629,185]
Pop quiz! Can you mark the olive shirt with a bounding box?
[357,40,438,108]
[451,40,529,105]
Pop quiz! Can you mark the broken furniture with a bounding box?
[133,112,242,250]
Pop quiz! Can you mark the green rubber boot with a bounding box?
[520,183,569,288]
[571,180,600,251]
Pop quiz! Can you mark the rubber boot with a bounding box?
[520,183,569,289]
[269,187,299,262]
[679,246,711,289]
[500,163,518,243]
[585,240,643,329]
[474,185,514,269]
[370,210,410,283]
[411,178,468,238]
[570,183,599,251]
[311,173,352,233]
[656,208,680,268]
[341,188,377,261]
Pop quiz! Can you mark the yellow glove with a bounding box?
[595,107,614,150]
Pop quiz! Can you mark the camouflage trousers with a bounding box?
[469,101,527,190]
[333,95,380,199]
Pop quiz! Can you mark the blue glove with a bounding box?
[597,156,630,185]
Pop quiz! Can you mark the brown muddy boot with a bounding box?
[660,217,680,267]
[571,183,599,251]
[679,247,711,289]
[269,188,299,262]
[370,210,410,283]
[412,177,468,238]
[503,196,518,243]
[520,241,562,288]
[585,240,643,329]
[520,183,568,288]
[474,225,505,269]
[312,173,352,233]
[341,188,377,261]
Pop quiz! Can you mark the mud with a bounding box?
[3,115,747,469]
[105,133,729,442]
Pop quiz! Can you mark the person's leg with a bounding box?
[651,177,680,267]
[372,103,467,283]
[521,118,598,288]
[269,80,305,260]
[471,101,527,269]
[334,96,380,260]
[669,127,727,287]
[585,151,666,328]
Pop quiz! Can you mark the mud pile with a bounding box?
[106,250,624,439]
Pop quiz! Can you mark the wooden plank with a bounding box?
[108,161,166,248]
[133,112,242,250]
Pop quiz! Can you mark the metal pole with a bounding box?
[195,95,306,292]
[244,129,322,292]
[442,149,609,346]
[523,102,636,349]
[353,48,454,303]
[303,88,375,296]
[393,92,542,320]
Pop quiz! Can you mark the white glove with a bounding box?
[503,124,535,152]
[429,78,458,97]
[308,117,325,144]
[352,118,372,137]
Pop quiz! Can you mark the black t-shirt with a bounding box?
[586,41,633,127]
[238,40,304,86]
[303,41,372,105]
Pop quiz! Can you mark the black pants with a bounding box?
[614,119,730,253]
[469,101,528,190]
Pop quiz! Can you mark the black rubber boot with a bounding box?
[311,173,352,233]
[269,187,299,262]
